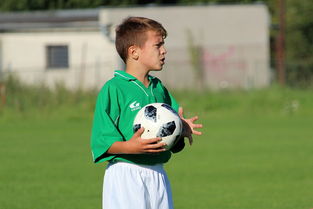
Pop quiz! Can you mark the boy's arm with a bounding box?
[91,85,125,163]
[91,84,168,163]
[107,127,167,154]
[160,83,203,152]
[170,107,203,153]
[166,88,179,112]
[170,138,185,153]
[178,107,203,145]
[163,86,186,153]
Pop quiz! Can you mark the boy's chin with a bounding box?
[150,66,164,71]
[154,68,163,71]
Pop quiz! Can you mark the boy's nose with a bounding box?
[161,46,167,55]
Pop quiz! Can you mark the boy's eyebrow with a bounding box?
[155,41,165,46]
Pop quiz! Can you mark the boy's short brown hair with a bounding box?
[115,16,167,63]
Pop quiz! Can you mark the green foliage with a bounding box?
[172,85,312,118]
[1,74,97,118]
[186,29,205,90]
[284,0,313,87]
[0,0,274,11]
[286,63,313,88]
[286,0,313,62]
[0,0,136,11]
[2,74,313,119]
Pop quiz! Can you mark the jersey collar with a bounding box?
[114,70,156,82]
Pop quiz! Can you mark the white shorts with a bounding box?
[102,162,174,209]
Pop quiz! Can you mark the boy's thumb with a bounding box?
[135,127,145,136]
[178,107,184,118]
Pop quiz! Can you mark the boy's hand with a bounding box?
[124,127,166,154]
[178,107,203,145]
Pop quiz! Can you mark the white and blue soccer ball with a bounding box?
[133,103,183,150]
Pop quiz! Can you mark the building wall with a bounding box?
[100,5,271,89]
[0,30,117,89]
[0,5,271,90]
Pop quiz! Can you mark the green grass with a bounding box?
[168,114,313,209]
[0,117,102,209]
[1,87,313,209]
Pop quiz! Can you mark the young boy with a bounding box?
[91,16,203,209]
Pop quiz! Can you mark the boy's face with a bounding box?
[137,30,167,71]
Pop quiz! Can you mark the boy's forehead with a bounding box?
[145,30,164,42]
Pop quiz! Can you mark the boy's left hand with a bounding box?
[178,107,203,145]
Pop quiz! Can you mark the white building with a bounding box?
[0,5,271,90]
[0,9,117,90]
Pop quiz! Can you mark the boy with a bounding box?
[91,16,203,209]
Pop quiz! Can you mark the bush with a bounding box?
[0,74,97,116]
[286,62,313,88]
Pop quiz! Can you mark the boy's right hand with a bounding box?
[126,127,166,154]
[107,128,166,154]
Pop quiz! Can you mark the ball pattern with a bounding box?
[133,103,182,150]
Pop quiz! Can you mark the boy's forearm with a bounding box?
[170,137,185,153]
[107,141,129,154]
[106,137,166,154]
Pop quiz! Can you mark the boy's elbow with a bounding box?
[170,138,185,153]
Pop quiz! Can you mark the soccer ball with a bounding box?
[133,103,183,150]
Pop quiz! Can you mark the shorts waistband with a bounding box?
[107,161,164,172]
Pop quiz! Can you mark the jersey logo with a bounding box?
[129,101,141,111]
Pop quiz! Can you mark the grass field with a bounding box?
[1,87,313,209]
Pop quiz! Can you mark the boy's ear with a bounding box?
[128,45,139,60]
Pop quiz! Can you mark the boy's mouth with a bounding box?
[160,58,165,64]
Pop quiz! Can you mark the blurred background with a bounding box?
[0,1,312,209]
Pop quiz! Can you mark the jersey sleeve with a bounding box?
[90,83,123,163]
[167,90,179,112]
[161,84,179,112]
[153,77,179,111]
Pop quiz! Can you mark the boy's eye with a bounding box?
[155,42,164,48]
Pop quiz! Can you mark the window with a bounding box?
[46,45,69,69]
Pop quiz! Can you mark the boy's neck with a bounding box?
[126,67,150,87]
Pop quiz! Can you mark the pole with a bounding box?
[276,0,286,85]
[0,83,6,106]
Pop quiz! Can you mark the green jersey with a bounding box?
[91,70,179,165]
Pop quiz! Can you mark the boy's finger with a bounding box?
[135,127,145,136]
[187,135,193,145]
[178,107,184,118]
[193,124,203,128]
[190,116,199,122]
[193,130,202,135]
[146,142,166,150]
[145,148,166,153]
[144,137,162,144]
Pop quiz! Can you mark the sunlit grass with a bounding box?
[1,79,313,209]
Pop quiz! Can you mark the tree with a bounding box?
[284,0,313,87]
